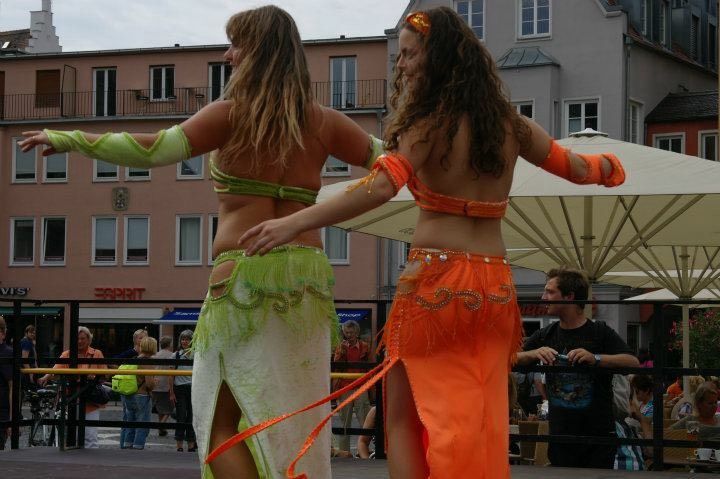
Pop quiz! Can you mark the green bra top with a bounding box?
[209,159,318,205]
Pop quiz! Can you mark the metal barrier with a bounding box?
[0,298,389,458]
[3,296,720,470]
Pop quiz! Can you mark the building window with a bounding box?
[178,156,204,179]
[709,21,717,70]
[13,138,36,183]
[41,217,66,266]
[93,68,117,117]
[92,217,117,265]
[150,65,175,101]
[455,1,485,39]
[43,152,67,182]
[94,160,118,181]
[323,227,349,264]
[565,99,599,136]
[398,241,412,268]
[513,101,534,119]
[209,63,232,101]
[10,218,34,266]
[176,216,202,265]
[35,69,61,108]
[125,216,149,265]
[208,214,219,264]
[330,57,356,109]
[640,0,650,35]
[691,14,700,59]
[700,131,718,161]
[519,0,550,38]
[322,155,351,177]
[659,1,668,46]
[126,167,150,180]
[628,101,642,144]
[654,134,684,153]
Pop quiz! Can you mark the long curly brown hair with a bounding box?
[385,7,530,178]
[218,6,313,173]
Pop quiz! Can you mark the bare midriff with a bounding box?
[411,212,506,257]
[212,192,323,259]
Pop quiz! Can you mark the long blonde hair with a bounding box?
[218,5,313,172]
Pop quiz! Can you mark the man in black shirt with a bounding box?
[516,267,638,468]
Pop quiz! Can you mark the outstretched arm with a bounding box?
[18,100,232,167]
[323,107,385,170]
[519,117,624,187]
[239,123,435,255]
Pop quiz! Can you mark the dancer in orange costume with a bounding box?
[217,7,626,479]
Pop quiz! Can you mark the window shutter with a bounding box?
[36,70,61,108]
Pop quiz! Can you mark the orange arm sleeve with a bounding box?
[541,139,625,187]
[348,152,414,196]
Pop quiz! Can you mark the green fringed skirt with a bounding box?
[192,246,338,479]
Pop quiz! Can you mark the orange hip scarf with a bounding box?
[206,248,523,479]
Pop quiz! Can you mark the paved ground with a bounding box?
[3,403,706,477]
[0,448,705,478]
[14,401,362,452]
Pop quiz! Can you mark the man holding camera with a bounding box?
[516,267,639,468]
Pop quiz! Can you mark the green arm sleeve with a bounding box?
[44,125,192,169]
[364,134,385,170]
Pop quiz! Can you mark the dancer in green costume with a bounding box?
[20,6,383,478]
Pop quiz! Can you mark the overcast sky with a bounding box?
[0,0,409,51]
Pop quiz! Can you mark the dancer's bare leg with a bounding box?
[208,382,258,479]
[386,362,428,479]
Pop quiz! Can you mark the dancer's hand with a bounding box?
[239,217,302,256]
[19,130,56,155]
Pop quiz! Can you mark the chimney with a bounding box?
[27,0,61,53]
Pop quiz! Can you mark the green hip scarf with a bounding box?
[193,245,339,353]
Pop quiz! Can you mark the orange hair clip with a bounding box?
[406,11,430,35]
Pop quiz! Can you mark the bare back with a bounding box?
[202,102,369,258]
[411,116,521,256]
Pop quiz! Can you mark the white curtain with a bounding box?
[94,218,116,261]
[324,227,348,261]
[126,217,148,261]
[179,217,201,261]
[46,153,67,178]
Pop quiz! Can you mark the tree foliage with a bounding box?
[670,309,720,369]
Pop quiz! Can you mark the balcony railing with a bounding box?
[0,80,386,122]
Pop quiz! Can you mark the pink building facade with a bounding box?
[0,38,389,358]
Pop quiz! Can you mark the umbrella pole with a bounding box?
[682,303,691,399]
[583,196,594,319]
[680,247,690,399]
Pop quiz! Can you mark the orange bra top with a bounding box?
[354,152,509,219]
[407,176,508,218]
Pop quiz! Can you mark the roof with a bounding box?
[0,28,31,52]
[645,90,719,123]
[496,46,560,69]
[0,35,386,61]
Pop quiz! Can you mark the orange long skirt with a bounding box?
[381,249,523,478]
[206,248,523,479]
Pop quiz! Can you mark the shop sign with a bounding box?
[0,287,29,297]
[94,287,146,300]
